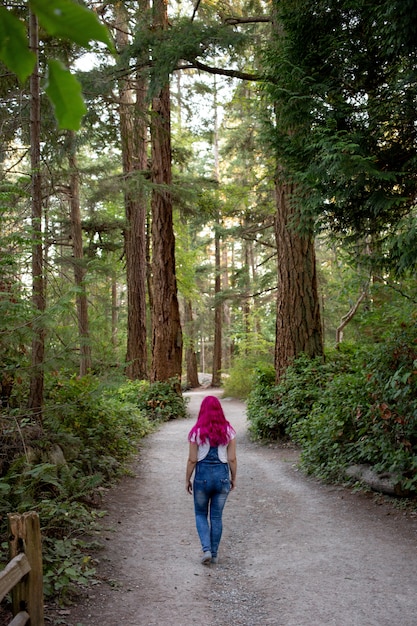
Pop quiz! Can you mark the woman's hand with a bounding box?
[186,480,193,494]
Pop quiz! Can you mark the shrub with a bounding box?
[0,374,157,604]
[292,371,370,481]
[45,374,154,476]
[247,324,417,494]
[222,355,272,400]
[246,353,345,440]
[136,378,188,421]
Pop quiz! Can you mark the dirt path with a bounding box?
[60,390,417,626]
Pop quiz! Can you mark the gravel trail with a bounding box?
[60,390,417,626]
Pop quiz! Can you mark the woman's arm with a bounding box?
[227,438,237,490]
[186,442,198,494]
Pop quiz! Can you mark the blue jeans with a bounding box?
[193,447,231,557]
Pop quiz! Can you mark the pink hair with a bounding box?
[188,396,235,447]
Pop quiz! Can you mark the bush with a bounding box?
[292,371,370,481]
[45,375,154,476]
[136,378,188,421]
[222,356,271,400]
[246,325,417,494]
[0,374,158,604]
[246,353,347,440]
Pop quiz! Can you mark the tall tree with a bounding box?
[28,8,45,419]
[150,0,183,382]
[211,79,222,387]
[68,131,92,376]
[114,1,148,380]
[267,4,324,379]
[273,178,323,378]
[269,0,417,269]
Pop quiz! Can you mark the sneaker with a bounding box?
[201,551,212,564]
[211,556,219,564]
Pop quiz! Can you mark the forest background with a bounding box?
[1,0,417,607]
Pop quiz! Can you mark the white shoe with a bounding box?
[201,551,212,564]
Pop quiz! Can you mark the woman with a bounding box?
[185,395,237,564]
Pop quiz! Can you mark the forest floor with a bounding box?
[23,390,417,624]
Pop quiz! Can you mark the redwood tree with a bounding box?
[114,1,148,380]
[274,179,323,379]
[150,0,183,382]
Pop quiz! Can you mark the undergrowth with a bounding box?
[0,375,187,605]
[247,324,417,494]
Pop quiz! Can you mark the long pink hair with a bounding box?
[188,396,235,447]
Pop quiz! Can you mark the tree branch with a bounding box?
[191,0,202,21]
[336,288,368,345]
[176,59,264,82]
[223,16,272,25]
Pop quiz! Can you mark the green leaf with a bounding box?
[29,0,115,52]
[0,7,36,82]
[45,60,87,130]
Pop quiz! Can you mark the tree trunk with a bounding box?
[211,80,222,387]
[115,1,148,380]
[184,299,200,388]
[274,180,323,380]
[111,274,118,349]
[150,0,183,383]
[221,242,231,370]
[28,10,45,420]
[211,220,222,386]
[68,131,92,376]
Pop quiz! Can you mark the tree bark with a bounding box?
[184,299,200,388]
[150,0,183,383]
[115,1,148,380]
[28,9,45,420]
[211,219,222,386]
[68,131,92,376]
[211,80,222,387]
[274,180,323,380]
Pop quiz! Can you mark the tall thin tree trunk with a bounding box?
[176,69,199,386]
[211,78,222,387]
[115,1,148,380]
[211,220,222,386]
[184,299,199,388]
[242,236,251,352]
[68,131,92,376]
[111,274,118,349]
[274,180,323,380]
[150,0,183,383]
[28,10,45,420]
[221,242,231,370]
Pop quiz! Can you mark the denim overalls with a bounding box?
[193,446,231,557]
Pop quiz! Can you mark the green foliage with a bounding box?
[292,370,370,481]
[0,375,157,603]
[45,59,87,130]
[44,375,154,474]
[131,16,247,96]
[0,0,114,129]
[247,325,417,493]
[136,379,189,422]
[0,6,36,82]
[30,0,113,50]
[265,0,417,268]
[222,350,273,400]
[42,537,98,603]
[221,358,258,400]
[247,354,334,440]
